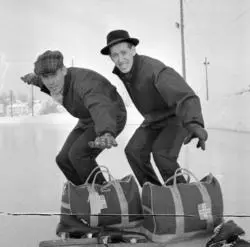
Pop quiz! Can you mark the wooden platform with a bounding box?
[39,232,211,247]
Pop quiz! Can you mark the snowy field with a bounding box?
[0,95,250,247]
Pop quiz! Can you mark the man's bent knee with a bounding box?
[125,143,144,160]
[56,152,68,168]
[124,144,133,158]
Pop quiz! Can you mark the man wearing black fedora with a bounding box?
[100,29,208,186]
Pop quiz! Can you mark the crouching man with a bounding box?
[21,50,127,186]
[101,30,208,187]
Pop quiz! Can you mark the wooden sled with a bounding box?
[39,232,212,247]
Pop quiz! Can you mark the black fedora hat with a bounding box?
[101,30,139,55]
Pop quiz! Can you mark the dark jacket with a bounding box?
[113,54,204,127]
[40,67,127,136]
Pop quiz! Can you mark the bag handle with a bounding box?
[91,170,115,189]
[164,173,191,186]
[84,165,110,185]
[164,168,199,186]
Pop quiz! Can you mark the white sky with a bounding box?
[0,0,249,101]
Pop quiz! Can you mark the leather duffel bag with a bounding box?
[141,168,224,243]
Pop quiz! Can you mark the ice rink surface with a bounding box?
[0,113,249,247]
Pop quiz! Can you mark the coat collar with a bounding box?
[112,54,140,81]
[63,67,72,97]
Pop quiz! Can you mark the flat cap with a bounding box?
[34,50,64,77]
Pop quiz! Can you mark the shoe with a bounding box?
[206,220,245,247]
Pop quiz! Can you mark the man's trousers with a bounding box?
[125,117,187,187]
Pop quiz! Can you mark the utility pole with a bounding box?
[9,90,13,117]
[71,58,74,67]
[31,84,34,116]
[180,0,187,81]
[203,57,210,100]
[177,0,188,170]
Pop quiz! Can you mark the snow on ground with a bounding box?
[0,94,249,247]
[0,112,77,125]
[1,93,249,133]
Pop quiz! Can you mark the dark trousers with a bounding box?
[125,117,187,187]
[56,116,126,186]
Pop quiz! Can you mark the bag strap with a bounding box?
[174,168,199,185]
[84,166,110,185]
[169,185,185,236]
[195,184,214,230]
[90,171,130,227]
[176,169,214,229]
[91,170,114,189]
[167,168,214,231]
[112,180,129,227]
[164,172,191,185]
[163,168,187,236]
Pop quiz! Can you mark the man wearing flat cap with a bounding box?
[101,30,208,186]
[21,50,127,186]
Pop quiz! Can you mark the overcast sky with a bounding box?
[0,0,249,101]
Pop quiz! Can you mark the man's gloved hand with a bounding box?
[21,73,43,87]
[184,123,208,150]
[89,133,117,149]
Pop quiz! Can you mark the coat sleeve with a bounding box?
[154,67,204,127]
[26,74,51,95]
[40,85,51,95]
[81,83,119,136]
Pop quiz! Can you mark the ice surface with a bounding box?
[0,95,249,246]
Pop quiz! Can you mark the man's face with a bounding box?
[110,42,136,73]
[41,67,66,93]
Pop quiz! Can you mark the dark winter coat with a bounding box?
[113,54,204,127]
[40,67,127,136]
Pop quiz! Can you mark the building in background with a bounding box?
[6,100,29,116]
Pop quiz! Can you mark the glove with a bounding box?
[21,73,43,87]
[89,133,117,149]
[184,123,208,150]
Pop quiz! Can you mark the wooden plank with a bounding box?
[39,233,211,247]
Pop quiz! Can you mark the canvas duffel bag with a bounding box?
[141,168,224,243]
[61,166,143,229]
